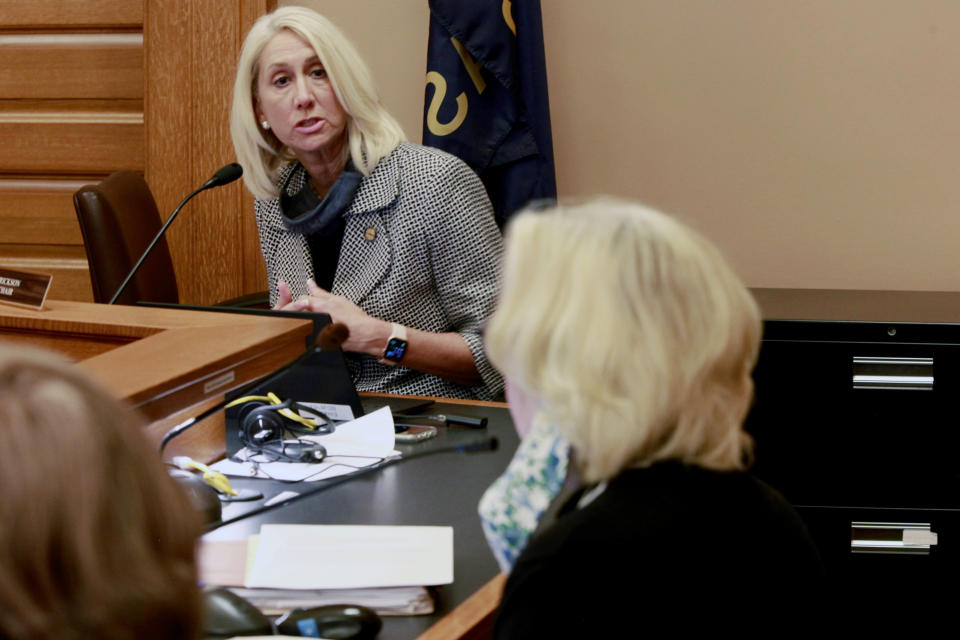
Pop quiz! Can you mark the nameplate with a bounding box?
[0,267,52,310]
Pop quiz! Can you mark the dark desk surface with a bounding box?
[203,397,517,639]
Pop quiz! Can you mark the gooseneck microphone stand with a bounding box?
[109,163,243,304]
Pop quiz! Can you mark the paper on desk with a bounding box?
[211,406,399,482]
[246,524,454,590]
[298,401,354,422]
[197,535,261,587]
[198,539,249,587]
[199,536,437,615]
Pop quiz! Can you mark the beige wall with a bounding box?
[289,0,960,291]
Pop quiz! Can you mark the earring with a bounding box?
[261,121,271,130]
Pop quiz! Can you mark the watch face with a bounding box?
[384,338,408,361]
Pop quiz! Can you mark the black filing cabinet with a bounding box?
[745,290,960,596]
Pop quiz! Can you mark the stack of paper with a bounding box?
[200,524,454,616]
[221,586,434,616]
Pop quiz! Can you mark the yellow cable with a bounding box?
[224,393,319,430]
[177,457,238,496]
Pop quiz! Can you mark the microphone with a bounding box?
[317,322,349,350]
[201,162,243,189]
[109,163,245,305]
[206,436,499,532]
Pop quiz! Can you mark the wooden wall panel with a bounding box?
[0,177,100,302]
[0,0,273,308]
[0,0,143,29]
[237,3,272,299]
[145,0,274,305]
[0,1,144,305]
[0,245,92,301]
[0,1,142,28]
[0,178,89,245]
[0,113,143,174]
[0,34,143,99]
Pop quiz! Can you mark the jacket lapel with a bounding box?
[333,150,401,304]
[261,164,315,300]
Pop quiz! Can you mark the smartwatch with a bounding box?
[379,323,408,365]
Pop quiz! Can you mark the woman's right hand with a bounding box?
[276,279,390,355]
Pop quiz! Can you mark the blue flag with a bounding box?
[423,0,557,227]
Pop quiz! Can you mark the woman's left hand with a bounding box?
[279,279,389,355]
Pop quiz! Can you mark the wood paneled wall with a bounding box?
[0,1,143,302]
[145,0,271,305]
[0,1,273,306]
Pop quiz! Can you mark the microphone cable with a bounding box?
[205,436,499,532]
[110,163,244,304]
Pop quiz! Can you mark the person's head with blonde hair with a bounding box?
[0,344,202,640]
[485,198,761,484]
[230,5,406,200]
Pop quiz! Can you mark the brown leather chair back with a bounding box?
[74,171,179,305]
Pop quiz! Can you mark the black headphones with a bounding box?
[234,396,332,464]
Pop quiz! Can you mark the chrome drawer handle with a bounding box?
[851,522,937,555]
[852,356,933,391]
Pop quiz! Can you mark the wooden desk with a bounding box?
[0,300,313,459]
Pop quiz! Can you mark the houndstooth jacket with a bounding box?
[255,142,504,400]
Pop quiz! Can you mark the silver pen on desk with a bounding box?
[392,413,488,428]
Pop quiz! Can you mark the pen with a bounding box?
[392,413,488,428]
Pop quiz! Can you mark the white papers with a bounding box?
[299,401,355,423]
[212,406,399,482]
[199,533,444,613]
[246,524,454,590]
[199,539,250,587]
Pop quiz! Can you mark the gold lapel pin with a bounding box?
[364,227,377,241]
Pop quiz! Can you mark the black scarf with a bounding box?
[279,162,363,236]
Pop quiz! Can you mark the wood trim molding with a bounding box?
[360,391,508,409]
[416,573,506,640]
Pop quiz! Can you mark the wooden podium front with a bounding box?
[0,300,312,460]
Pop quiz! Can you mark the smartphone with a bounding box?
[394,424,438,443]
